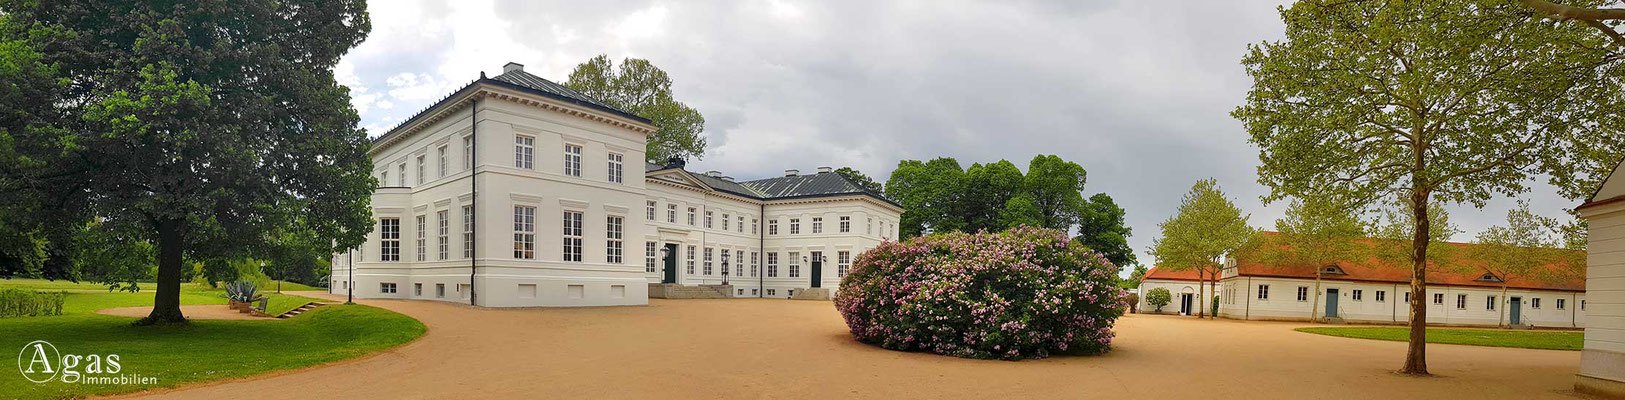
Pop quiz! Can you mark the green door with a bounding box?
[662,244,678,283]
[1510,296,1522,325]
[1325,289,1339,318]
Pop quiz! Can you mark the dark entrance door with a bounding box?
[1325,289,1340,318]
[1510,296,1522,326]
[810,251,823,288]
[662,243,678,284]
[1179,293,1193,315]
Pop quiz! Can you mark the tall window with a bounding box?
[1456,294,1467,309]
[1433,293,1444,305]
[416,155,426,185]
[838,251,851,277]
[703,247,714,275]
[1375,290,1385,303]
[1532,298,1542,309]
[563,144,582,177]
[380,218,400,261]
[607,216,624,264]
[767,252,778,277]
[736,250,745,276]
[688,207,697,226]
[721,213,729,230]
[438,145,448,178]
[515,135,535,169]
[769,220,779,235]
[1296,286,1308,301]
[608,153,624,183]
[737,216,745,233]
[867,217,873,234]
[462,205,474,258]
[1351,289,1363,301]
[1485,296,1496,311]
[646,201,657,220]
[705,211,714,228]
[380,171,388,187]
[668,204,677,223]
[1404,292,1411,303]
[1257,284,1269,300]
[437,210,449,260]
[720,251,730,277]
[397,163,406,186]
[645,242,658,273]
[563,211,583,262]
[839,216,851,233]
[462,136,474,170]
[789,252,801,277]
[751,218,758,234]
[513,206,536,259]
[686,245,696,275]
[416,215,426,261]
[811,217,823,234]
[790,218,800,234]
[750,251,759,277]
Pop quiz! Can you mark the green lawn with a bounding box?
[1295,326,1583,350]
[0,281,424,399]
[0,277,324,293]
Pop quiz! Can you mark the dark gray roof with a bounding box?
[487,69,650,124]
[646,163,899,208]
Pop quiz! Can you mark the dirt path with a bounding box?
[118,293,1589,399]
[95,305,269,321]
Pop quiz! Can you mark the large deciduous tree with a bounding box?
[1521,0,1625,46]
[1076,193,1136,268]
[565,55,707,162]
[0,1,377,324]
[1148,179,1254,319]
[1234,0,1625,374]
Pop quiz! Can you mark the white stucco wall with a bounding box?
[1579,199,1625,389]
[1217,275,1585,328]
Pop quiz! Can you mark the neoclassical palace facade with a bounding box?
[329,62,903,307]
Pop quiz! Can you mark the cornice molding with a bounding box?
[371,84,656,156]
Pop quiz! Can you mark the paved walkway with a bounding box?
[118,292,1589,399]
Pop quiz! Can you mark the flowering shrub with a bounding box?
[835,226,1126,360]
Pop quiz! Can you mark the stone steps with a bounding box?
[276,302,328,319]
[649,283,733,299]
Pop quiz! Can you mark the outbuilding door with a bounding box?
[1179,293,1193,315]
[1510,296,1522,326]
[1324,289,1340,318]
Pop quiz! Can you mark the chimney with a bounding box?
[817,166,833,174]
[503,62,524,74]
[705,170,721,177]
[785,169,799,177]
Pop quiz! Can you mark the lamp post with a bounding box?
[346,249,354,304]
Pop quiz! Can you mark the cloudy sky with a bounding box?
[337,0,1580,271]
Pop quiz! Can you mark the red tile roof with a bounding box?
[1229,233,1585,292]
[1142,266,1220,283]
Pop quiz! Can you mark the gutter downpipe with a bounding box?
[759,202,765,298]
[469,87,481,307]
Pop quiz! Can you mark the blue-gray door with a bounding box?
[1510,296,1522,325]
[1325,289,1339,318]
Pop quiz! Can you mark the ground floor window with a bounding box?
[686,245,697,275]
[1296,286,1308,302]
[606,216,624,264]
[767,252,779,277]
[1456,294,1467,310]
[1352,289,1363,301]
[1531,297,1541,309]
[1433,293,1444,305]
[414,283,422,296]
[1257,284,1269,300]
[735,250,745,276]
[766,289,776,296]
[837,251,851,278]
[645,242,658,273]
[1557,298,1566,309]
[703,247,714,275]
[1485,295,1496,311]
[436,283,445,298]
[381,282,397,294]
[1375,290,1385,302]
[789,252,801,278]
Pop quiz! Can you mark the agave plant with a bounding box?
[225,280,259,303]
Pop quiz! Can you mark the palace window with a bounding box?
[380,283,397,294]
[839,216,851,233]
[790,218,801,235]
[438,145,448,178]
[606,216,624,264]
[736,250,746,276]
[811,217,823,234]
[750,252,759,277]
[463,136,474,170]
[513,206,536,260]
[563,144,582,177]
[769,220,779,235]
[562,211,583,262]
[838,251,851,278]
[645,242,658,273]
[377,217,402,262]
[416,155,426,185]
[688,207,697,226]
[686,245,696,275]
[437,210,449,260]
[667,204,677,223]
[397,163,406,186]
[416,215,427,261]
[462,206,474,258]
[646,201,657,220]
[789,252,801,278]
[721,251,730,277]
[721,213,729,230]
[705,211,714,228]
[738,216,745,233]
[1257,284,1269,300]
[867,217,873,234]
[414,283,422,296]
[751,218,759,234]
[608,152,624,183]
[703,247,714,275]
[767,252,778,277]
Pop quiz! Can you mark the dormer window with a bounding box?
[1475,272,1503,282]
[1319,265,1346,275]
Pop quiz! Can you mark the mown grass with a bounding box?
[0,277,322,293]
[0,281,424,399]
[1294,326,1583,350]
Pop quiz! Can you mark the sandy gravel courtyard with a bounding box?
[120,293,1589,399]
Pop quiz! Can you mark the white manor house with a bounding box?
[329,62,904,307]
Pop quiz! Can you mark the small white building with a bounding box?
[1136,267,1218,316]
[329,62,903,307]
[1213,239,1586,328]
[1576,161,1625,397]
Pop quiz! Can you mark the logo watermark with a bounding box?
[17,340,157,385]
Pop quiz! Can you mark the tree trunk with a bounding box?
[1198,268,1207,318]
[1312,272,1323,322]
[1500,284,1509,327]
[139,219,188,325]
[1400,190,1430,375]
